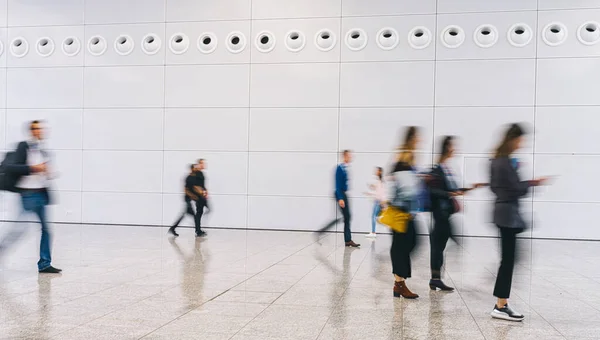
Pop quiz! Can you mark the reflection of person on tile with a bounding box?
[36,274,60,336]
[331,247,354,335]
[169,237,207,310]
[428,288,448,339]
[316,150,360,248]
[368,240,389,295]
[314,245,355,336]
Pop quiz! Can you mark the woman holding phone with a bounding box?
[428,136,485,291]
[489,123,549,321]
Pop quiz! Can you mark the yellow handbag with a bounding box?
[378,206,411,233]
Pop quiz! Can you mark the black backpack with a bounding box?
[0,151,19,192]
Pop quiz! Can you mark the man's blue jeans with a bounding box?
[21,192,51,271]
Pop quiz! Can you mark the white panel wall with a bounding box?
[0,1,598,240]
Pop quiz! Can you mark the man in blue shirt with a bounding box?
[317,150,360,247]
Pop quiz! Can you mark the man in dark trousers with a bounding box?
[193,159,209,237]
[169,164,202,237]
[317,150,360,247]
[0,120,62,273]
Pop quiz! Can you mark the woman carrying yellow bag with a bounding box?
[378,205,410,234]
[384,126,422,299]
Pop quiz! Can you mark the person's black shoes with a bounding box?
[429,279,455,291]
[345,241,360,247]
[39,266,62,274]
[168,227,205,238]
[491,304,524,322]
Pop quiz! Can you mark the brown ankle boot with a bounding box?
[393,280,419,299]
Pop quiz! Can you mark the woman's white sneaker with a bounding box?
[491,304,524,322]
[366,232,377,238]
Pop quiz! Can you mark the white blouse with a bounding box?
[367,178,386,202]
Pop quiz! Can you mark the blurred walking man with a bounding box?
[317,150,360,247]
[0,120,61,273]
[169,164,202,237]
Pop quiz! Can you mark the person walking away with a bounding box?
[366,167,385,238]
[2,120,61,274]
[489,123,549,321]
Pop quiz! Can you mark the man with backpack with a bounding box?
[0,120,61,274]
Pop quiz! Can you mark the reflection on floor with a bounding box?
[1,224,600,340]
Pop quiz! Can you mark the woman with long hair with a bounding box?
[428,136,484,291]
[366,167,385,238]
[489,123,548,321]
[388,126,421,299]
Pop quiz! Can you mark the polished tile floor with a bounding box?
[1,223,600,340]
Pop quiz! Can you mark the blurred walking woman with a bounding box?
[389,126,421,299]
[429,136,484,291]
[366,167,385,238]
[490,123,548,321]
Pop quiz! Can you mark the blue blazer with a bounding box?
[335,164,348,200]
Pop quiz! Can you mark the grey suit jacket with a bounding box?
[490,157,532,229]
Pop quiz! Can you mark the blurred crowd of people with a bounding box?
[317,123,550,322]
[1,119,551,322]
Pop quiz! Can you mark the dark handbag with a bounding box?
[451,197,461,214]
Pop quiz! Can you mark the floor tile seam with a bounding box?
[6,322,82,339]
[46,304,142,339]
[224,242,347,338]
[2,278,148,320]
[430,241,494,339]
[531,276,600,313]
[63,277,179,304]
[134,261,275,337]
[444,278,489,339]
[444,239,495,330]
[508,301,569,339]
[52,281,181,340]
[126,287,213,340]
[233,243,333,295]
[241,238,296,258]
[186,236,332,339]
[0,295,83,333]
[1,291,76,317]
